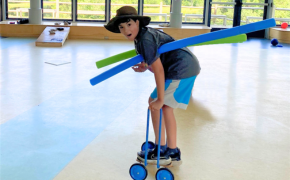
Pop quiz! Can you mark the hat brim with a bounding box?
[104,15,151,33]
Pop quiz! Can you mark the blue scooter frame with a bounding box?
[129,109,174,180]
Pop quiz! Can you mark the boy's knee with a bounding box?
[148,97,154,104]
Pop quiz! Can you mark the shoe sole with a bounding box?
[136,155,172,166]
[136,158,173,167]
[136,157,182,167]
[171,160,182,166]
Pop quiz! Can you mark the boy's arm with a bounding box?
[150,58,165,111]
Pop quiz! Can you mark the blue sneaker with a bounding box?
[166,147,182,166]
[137,148,171,166]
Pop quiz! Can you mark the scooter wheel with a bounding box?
[141,141,155,151]
[129,163,148,180]
[155,167,174,180]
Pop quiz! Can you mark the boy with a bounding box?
[105,6,200,165]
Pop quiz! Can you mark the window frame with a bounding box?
[3,0,285,29]
[0,0,3,21]
[75,0,107,22]
[141,0,172,24]
[5,0,25,20]
[109,0,140,23]
[182,0,207,25]
[41,0,73,21]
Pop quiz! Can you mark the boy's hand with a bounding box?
[132,62,148,72]
[149,99,164,112]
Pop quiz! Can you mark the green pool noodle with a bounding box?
[97,50,137,69]
[96,34,247,68]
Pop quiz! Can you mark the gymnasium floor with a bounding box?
[0,37,289,180]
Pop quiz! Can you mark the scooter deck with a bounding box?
[136,158,173,168]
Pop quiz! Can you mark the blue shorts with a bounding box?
[150,76,197,110]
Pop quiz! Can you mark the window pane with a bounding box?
[212,0,235,2]
[111,1,138,19]
[182,0,205,23]
[43,0,72,20]
[77,0,106,21]
[0,2,2,20]
[143,0,170,22]
[243,0,265,3]
[273,0,290,25]
[7,0,30,19]
[210,4,234,27]
[241,5,264,26]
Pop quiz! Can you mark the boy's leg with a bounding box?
[136,97,171,165]
[163,105,181,163]
[149,97,166,146]
[162,105,176,149]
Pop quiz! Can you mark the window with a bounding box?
[210,3,235,27]
[209,0,268,27]
[143,0,170,23]
[0,0,3,21]
[273,0,290,25]
[111,0,138,19]
[243,0,264,2]
[182,0,205,23]
[241,4,265,25]
[7,0,30,19]
[77,0,106,21]
[42,0,72,20]
[212,0,234,2]
[240,0,268,25]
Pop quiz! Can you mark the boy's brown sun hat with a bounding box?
[104,6,151,33]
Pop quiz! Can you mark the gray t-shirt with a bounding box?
[134,27,201,80]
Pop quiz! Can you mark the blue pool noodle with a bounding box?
[90,18,276,86]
